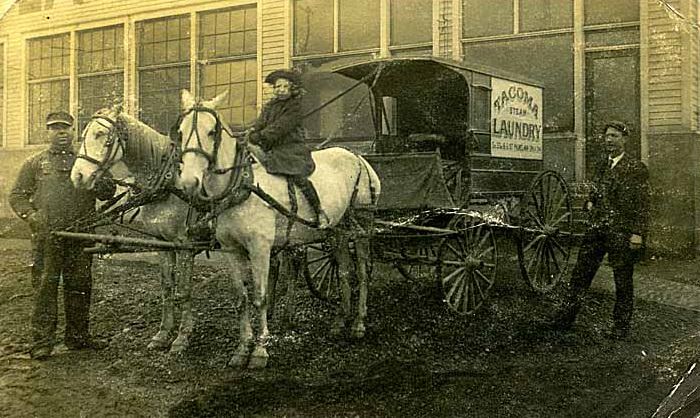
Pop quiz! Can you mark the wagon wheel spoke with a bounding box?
[303,243,341,304]
[438,214,498,315]
[518,170,573,293]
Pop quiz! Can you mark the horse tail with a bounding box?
[353,154,380,208]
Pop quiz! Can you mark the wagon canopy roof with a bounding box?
[332,56,544,91]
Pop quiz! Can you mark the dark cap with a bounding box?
[264,69,301,87]
[603,120,629,136]
[46,111,74,127]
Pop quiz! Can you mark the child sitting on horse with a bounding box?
[247,69,330,229]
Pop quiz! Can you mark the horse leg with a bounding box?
[247,243,273,369]
[332,233,353,336]
[224,249,253,368]
[267,252,281,321]
[351,235,369,339]
[170,250,195,354]
[148,251,176,350]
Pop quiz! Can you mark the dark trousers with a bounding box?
[290,175,322,218]
[32,236,93,349]
[565,229,640,331]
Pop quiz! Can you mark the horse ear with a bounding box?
[209,90,229,109]
[181,89,196,110]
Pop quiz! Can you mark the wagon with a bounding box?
[299,56,575,315]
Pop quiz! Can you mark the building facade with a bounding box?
[0,0,696,254]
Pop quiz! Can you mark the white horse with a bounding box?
[175,89,380,369]
[70,106,200,354]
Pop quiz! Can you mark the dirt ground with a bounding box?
[2,245,700,418]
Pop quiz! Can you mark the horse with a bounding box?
[70,106,201,355]
[175,89,380,369]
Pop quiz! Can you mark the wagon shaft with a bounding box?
[52,231,211,251]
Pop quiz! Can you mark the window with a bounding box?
[292,0,385,56]
[27,34,70,145]
[199,6,257,127]
[463,34,574,133]
[77,25,124,133]
[390,0,432,46]
[520,0,573,32]
[137,15,191,134]
[584,0,639,26]
[462,0,513,38]
[294,0,333,55]
[339,0,380,51]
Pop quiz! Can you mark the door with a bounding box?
[585,49,640,179]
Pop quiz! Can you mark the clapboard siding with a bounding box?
[646,0,684,130]
[259,0,287,101]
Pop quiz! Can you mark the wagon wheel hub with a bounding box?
[542,225,559,236]
[464,256,484,270]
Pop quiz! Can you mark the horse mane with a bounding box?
[114,112,174,178]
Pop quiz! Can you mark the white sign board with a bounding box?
[490,78,543,160]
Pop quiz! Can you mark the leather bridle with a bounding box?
[76,115,125,184]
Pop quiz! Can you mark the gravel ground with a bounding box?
[1,246,700,417]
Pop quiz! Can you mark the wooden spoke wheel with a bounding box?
[302,242,341,304]
[517,170,573,293]
[436,213,498,315]
[443,160,470,208]
[395,242,440,282]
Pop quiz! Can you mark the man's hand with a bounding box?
[27,211,48,232]
[629,234,643,250]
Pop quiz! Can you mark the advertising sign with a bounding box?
[490,78,543,160]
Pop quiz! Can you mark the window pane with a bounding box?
[77,73,124,133]
[584,0,639,25]
[463,0,513,38]
[199,5,256,60]
[27,34,69,80]
[390,0,432,46]
[139,66,191,134]
[520,0,573,32]
[339,0,380,51]
[28,80,69,144]
[137,15,190,66]
[293,0,333,55]
[77,25,124,74]
[199,59,257,128]
[463,34,574,132]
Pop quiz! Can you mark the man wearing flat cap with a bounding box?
[10,110,116,360]
[247,68,330,228]
[554,120,650,340]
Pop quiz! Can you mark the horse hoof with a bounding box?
[228,354,247,368]
[248,355,268,369]
[351,323,366,339]
[169,343,187,355]
[147,333,171,351]
[247,346,269,369]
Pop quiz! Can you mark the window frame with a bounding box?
[26,33,71,146]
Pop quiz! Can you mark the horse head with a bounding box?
[71,105,126,190]
[175,89,230,200]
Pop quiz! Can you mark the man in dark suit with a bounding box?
[555,121,650,339]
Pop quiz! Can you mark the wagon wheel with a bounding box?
[517,170,573,293]
[395,242,439,282]
[302,242,341,304]
[436,213,498,315]
[443,159,470,208]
